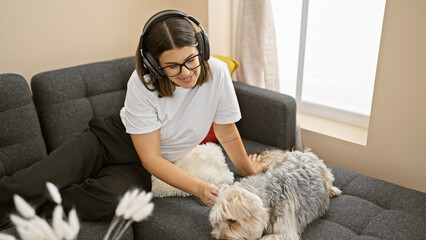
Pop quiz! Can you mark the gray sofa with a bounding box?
[0,57,425,240]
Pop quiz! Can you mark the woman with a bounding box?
[0,10,263,228]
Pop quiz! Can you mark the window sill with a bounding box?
[297,112,368,146]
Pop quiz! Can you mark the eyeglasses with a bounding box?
[160,54,202,77]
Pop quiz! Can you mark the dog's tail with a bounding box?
[329,186,342,197]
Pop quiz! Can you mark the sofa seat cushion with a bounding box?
[134,196,212,240]
[302,165,426,240]
[0,74,47,177]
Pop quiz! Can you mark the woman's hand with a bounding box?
[198,182,219,207]
[132,130,220,206]
[248,153,265,175]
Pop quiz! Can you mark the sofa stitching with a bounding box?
[324,206,382,236]
[319,218,358,236]
[74,68,93,115]
[75,68,88,98]
[338,173,362,191]
[0,134,44,149]
[0,101,34,114]
[0,147,43,176]
[361,209,386,236]
[36,89,126,110]
[334,193,385,211]
[337,174,423,214]
[359,209,389,238]
[325,193,387,236]
[34,91,125,116]
[329,192,422,238]
[0,153,5,176]
[389,197,426,219]
[76,65,127,99]
[85,89,126,100]
[338,184,394,211]
[115,64,125,90]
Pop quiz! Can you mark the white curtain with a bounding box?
[234,0,303,150]
[234,0,280,91]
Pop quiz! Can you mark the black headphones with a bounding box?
[139,9,210,79]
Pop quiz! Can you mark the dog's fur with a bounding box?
[152,143,234,197]
[209,150,342,240]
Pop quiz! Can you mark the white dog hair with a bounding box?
[209,149,342,240]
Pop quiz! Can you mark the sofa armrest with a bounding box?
[233,81,296,150]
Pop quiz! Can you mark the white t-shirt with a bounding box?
[119,57,241,162]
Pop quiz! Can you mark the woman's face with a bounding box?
[158,46,201,89]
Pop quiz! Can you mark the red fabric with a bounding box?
[201,124,218,144]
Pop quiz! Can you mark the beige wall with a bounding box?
[208,0,232,57]
[301,0,426,192]
[0,0,218,82]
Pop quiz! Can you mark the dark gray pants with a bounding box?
[0,113,151,225]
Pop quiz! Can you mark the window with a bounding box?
[271,0,386,127]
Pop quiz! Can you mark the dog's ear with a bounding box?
[210,185,231,223]
[223,186,261,220]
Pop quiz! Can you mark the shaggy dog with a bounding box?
[209,150,341,240]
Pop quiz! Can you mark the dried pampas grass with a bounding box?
[1,182,153,240]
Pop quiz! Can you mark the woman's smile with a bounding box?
[179,74,194,83]
[159,46,201,89]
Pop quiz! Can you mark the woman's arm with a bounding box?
[213,122,264,176]
[130,129,218,206]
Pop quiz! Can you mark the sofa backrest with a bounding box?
[31,57,135,153]
[0,74,47,177]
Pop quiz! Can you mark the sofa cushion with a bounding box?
[31,57,134,152]
[302,165,426,240]
[0,74,47,177]
[134,196,212,240]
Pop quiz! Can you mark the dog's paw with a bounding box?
[329,186,342,197]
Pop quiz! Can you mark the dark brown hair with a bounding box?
[135,17,211,97]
